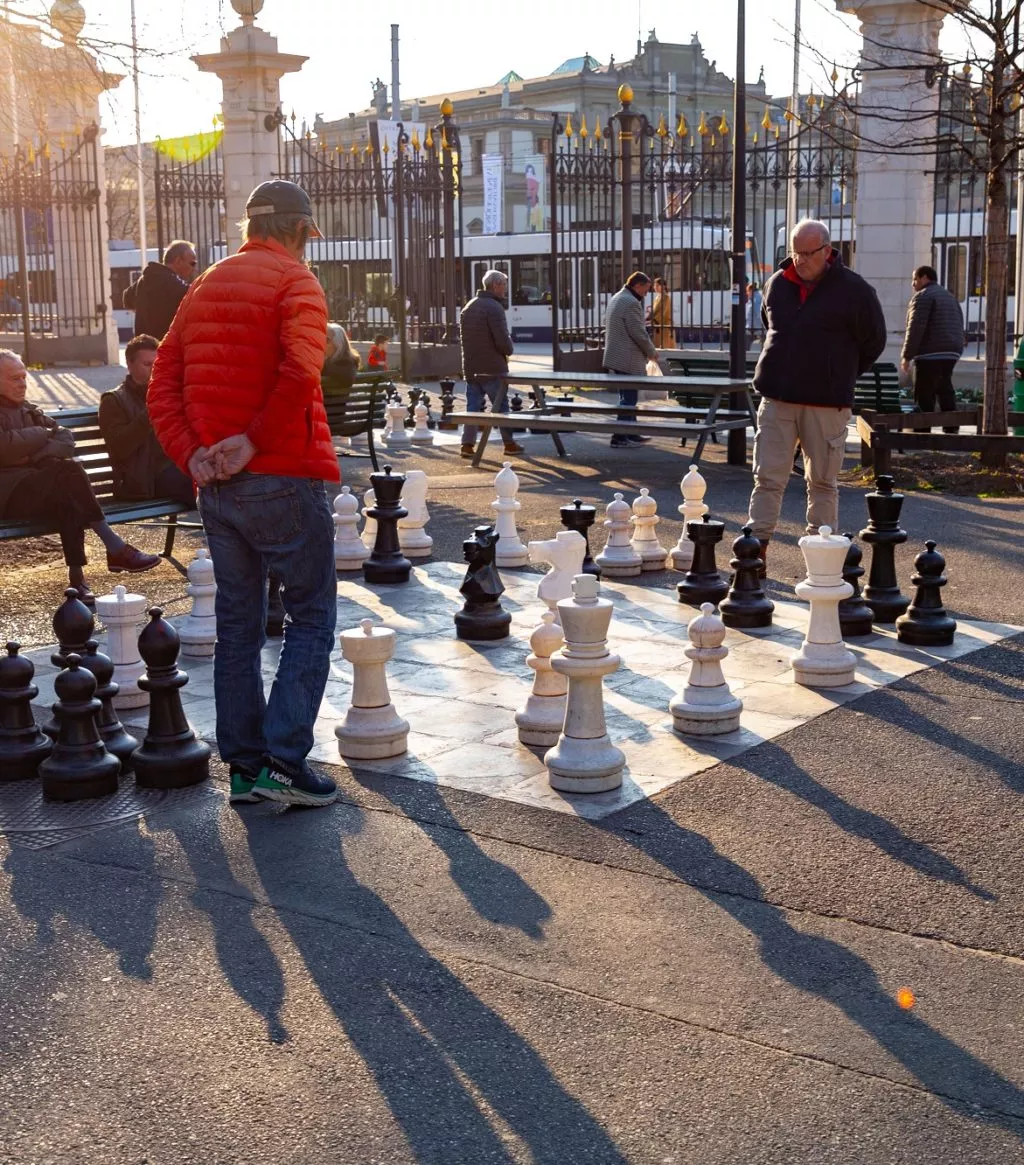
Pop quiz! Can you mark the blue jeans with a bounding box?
[462,377,514,445]
[616,387,638,422]
[197,473,337,776]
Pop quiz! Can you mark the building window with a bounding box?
[472,137,484,173]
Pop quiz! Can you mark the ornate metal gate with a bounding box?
[153,133,226,272]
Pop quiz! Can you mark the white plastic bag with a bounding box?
[645,359,664,376]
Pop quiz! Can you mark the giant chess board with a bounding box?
[22,562,1017,822]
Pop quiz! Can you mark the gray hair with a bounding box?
[790,218,830,248]
[163,239,195,265]
[240,212,311,245]
[0,348,22,367]
[482,269,508,291]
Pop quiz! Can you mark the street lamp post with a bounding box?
[728,0,748,465]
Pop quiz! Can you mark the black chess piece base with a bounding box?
[895,614,956,647]
[863,588,910,624]
[42,760,119,802]
[838,604,875,638]
[455,602,512,641]
[677,575,729,607]
[133,737,212,789]
[719,595,773,628]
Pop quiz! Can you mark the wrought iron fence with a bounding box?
[154,138,225,272]
[0,125,108,361]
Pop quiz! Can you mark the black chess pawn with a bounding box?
[421,391,436,429]
[132,608,211,789]
[454,525,512,641]
[81,640,139,772]
[0,642,53,781]
[42,587,96,739]
[560,498,601,578]
[39,654,120,802]
[860,474,910,623]
[719,526,774,628]
[363,465,412,584]
[438,379,457,430]
[677,515,729,606]
[895,541,957,646]
[266,574,285,638]
[838,533,874,638]
[406,387,421,426]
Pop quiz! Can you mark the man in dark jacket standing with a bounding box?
[747,219,887,573]
[458,270,523,458]
[122,240,197,340]
[900,264,965,434]
[98,334,195,507]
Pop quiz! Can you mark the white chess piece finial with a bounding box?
[515,610,568,746]
[527,529,586,624]
[94,583,149,708]
[383,398,411,446]
[178,547,217,657]
[595,493,643,578]
[629,487,667,570]
[668,602,743,734]
[334,486,369,571]
[791,526,857,688]
[492,461,529,568]
[670,465,708,571]
[361,486,378,548]
[410,400,434,443]
[544,573,624,792]
[397,469,433,558]
[335,617,409,759]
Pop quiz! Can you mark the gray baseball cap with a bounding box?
[245,180,323,238]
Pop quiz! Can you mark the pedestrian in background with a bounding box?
[367,333,390,370]
[122,239,197,340]
[603,270,658,449]
[900,264,966,435]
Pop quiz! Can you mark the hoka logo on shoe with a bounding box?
[268,768,294,786]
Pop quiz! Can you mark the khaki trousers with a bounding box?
[747,398,851,540]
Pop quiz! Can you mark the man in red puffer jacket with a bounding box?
[149,180,340,809]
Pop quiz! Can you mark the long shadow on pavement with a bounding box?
[241,804,626,1165]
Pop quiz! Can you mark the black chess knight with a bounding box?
[455,525,512,641]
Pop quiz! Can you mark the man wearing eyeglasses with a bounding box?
[747,218,886,576]
[122,239,198,341]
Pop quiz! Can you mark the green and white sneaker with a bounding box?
[229,764,261,804]
[252,760,338,808]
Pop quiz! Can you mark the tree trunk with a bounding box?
[982,54,1010,468]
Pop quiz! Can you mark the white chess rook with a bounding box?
[397,469,433,558]
[528,530,586,624]
[669,603,742,734]
[670,464,708,571]
[334,486,369,570]
[492,461,529,568]
[629,487,668,570]
[335,619,410,759]
[791,526,857,688]
[361,487,377,549]
[178,548,217,658]
[544,574,625,793]
[382,399,412,446]
[410,401,434,443]
[94,584,149,709]
[595,493,642,577]
[515,611,568,746]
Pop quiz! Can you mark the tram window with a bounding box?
[599,254,618,293]
[511,256,551,305]
[579,260,595,309]
[557,258,571,310]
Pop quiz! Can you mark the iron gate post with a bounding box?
[618,85,635,282]
[727,0,749,466]
[12,159,31,364]
[440,98,457,341]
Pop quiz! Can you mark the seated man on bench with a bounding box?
[99,333,196,508]
[0,349,160,605]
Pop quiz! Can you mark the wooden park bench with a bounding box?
[322,372,393,472]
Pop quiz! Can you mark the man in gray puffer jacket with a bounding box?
[603,272,658,448]
[900,265,966,434]
[458,270,524,458]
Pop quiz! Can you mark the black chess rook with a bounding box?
[719,526,774,628]
[81,640,139,772]
[132,608,211,789]
[560,498,601,577]
[363,465,412,585]
[39,654,120,802]
[838,533,875,637]
[42,587,95,739]
[0,642,53,781]
[896,541,957,646]
[860,474,910,623]
[677,515,729,606]
[454,525,512,641]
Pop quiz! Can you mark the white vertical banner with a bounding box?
[482,154,504,235]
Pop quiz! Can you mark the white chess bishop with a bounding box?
[595,493,642,577]
[669,465,708,571]
[397,469,433,558]
[334,486,369,571]
[528,530,587,623]
[668,602,742,734]
[178,548,217,657]
[492,461,529,568]
[629,487,667,570]
[791,526,857,688]
[515,611,568,746]
[335,619,409,759]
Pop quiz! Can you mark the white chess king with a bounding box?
[791,526,857,688]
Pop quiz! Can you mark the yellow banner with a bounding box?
[154,128,223,164]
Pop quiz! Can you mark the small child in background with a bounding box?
[367,333,389,369]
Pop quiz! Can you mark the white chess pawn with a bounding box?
[382,398,411,446]
[410,400,434,443]
[527,529,586,624]
[492,461,529,568]
[544,574,624,793]
[669,464,708,571]
[668,602,742,734]
[334,486,369,571]
[595,493,642,577]
[397,469,433,558]
[791,526,857,687]
[94,584,148,709]
[629,487,667,570]
[515,611,568,746]
[335,619,409,759]
[361,487,377,549]
[178,548,217,657]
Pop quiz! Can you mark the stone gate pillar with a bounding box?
[835,0,946,351]
[193,0,306,254]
